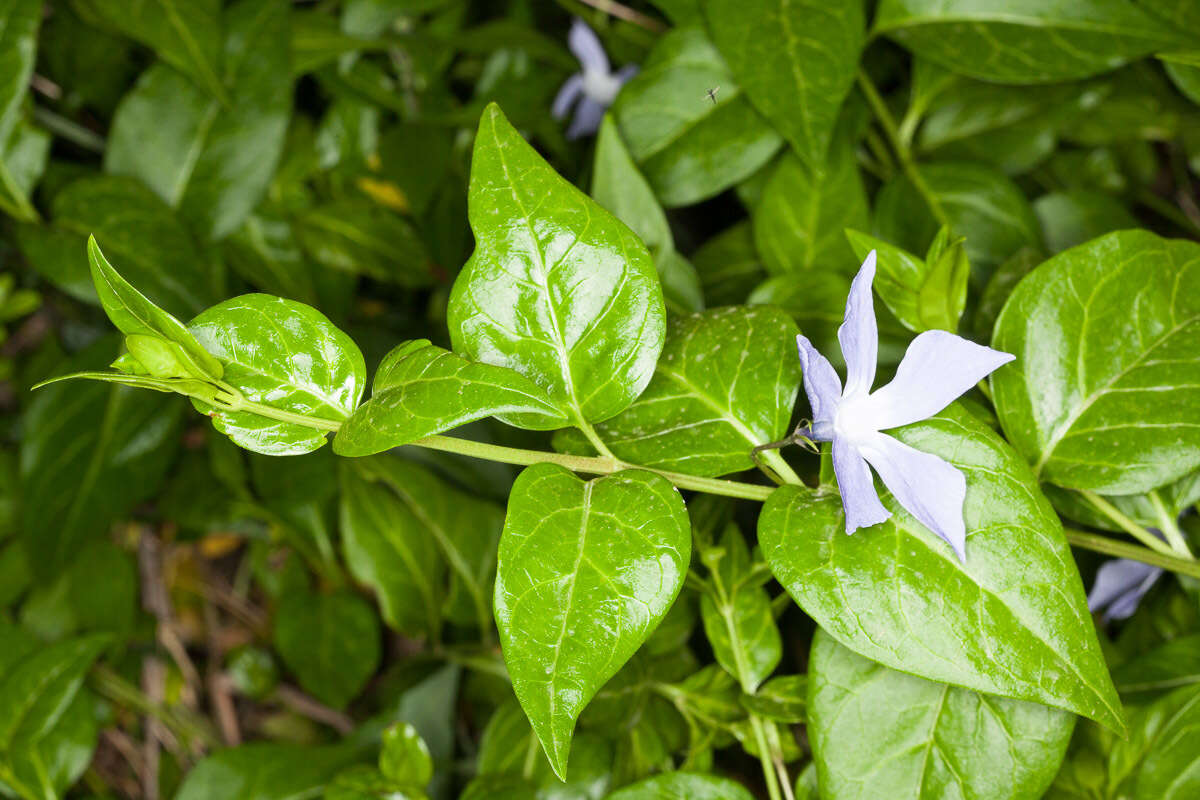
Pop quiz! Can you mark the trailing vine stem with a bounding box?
[235,397,1195,576]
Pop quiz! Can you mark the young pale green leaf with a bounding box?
[591,115,703,316]
[21,338,182,578]
[16,175,216,317]
[992,230,1200,493]
[874,162,1041,278]
[447,104,665,429]
[495,465,690,780]
[0,633,110,752]
[188,294,366,456]
[699,526,780,692]
[2,689,97,800]
[88,236,224,380]
[758,405,1123,731]
[612,27,783,207]
[845,228,968,333]
[72,0,226,102]
[105,0,291,240]
[741,675,807,723]
[589,306,801,477]
[379,723,432,788]
[874,0,1187,83]
[273,589,380,710]
[606,772,755,800]
[704,0,864,171]
[809,630,1074,800]
[754,142,868,277]
[334,340,566,457]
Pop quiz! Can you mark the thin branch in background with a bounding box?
[203,584,243,746]
[273,685,355,735]
[29,73,61,100]
[575,0,667,32]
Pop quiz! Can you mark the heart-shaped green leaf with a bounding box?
[334,340,566,457]
[992,230,1200,493]
[188,294,366,455]
[448,104,665,429]
[704,0,865,171]
[495,465,690,779]
[611,27,783,207]
[874,0,1187,83]
[758,405,1122,730]
[809,630,1074,800]
[589,306,801,477]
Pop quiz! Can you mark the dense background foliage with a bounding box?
[1,1,1200,799]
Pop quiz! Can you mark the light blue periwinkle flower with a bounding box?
[1087,529,1166,621]
[795,251,1015,560]
[552,19,638,139]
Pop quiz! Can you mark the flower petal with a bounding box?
[862,330,1016,430]
[552,74,584,119]
[796,334,841,439]
[833,437,890,534]
[858,431,968,560]
[1088,559,1162,621]
[613,63,639,86]
[568,18,609,73]
[566,97,606,139]
[838,251,878,397]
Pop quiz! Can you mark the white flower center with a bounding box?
[582,67,621,106]
[833,391,877,444]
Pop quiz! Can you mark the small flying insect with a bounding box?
[705,86,719,105]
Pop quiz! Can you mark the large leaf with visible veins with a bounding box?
[495,465,690,780]
[809,630,1074,800]
[448,104,665,429]
[992,230,1200,493]
[759,405,1122,731]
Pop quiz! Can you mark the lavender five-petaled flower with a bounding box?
[795,251,1015,560]
[1087,529,1165,621]
[552,19,638,139]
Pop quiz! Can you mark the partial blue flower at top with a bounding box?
[552,19,638,139]
[1088,529,1166,621]
[795,251,1015,560]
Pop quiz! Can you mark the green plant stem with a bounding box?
[1148,490,1192,558]
[1064,529,1200,579]
[856,69,948,226]
[32,106,106,153]
[749,715,783,800]
[90,665,221,750]
[576,417,619,460]
[758,448,803,486]
[1079,490,1178,557]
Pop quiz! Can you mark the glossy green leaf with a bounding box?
[591,115,703,316]
[324,765,426,800]
[495,465,690,779]
[874,162,1041,278]
[72,0,226,101]
[175,742,363,800]
[380,722,432,787]
[874,0,1186,83]
[0,633,110,752]
[699,526,780,692]
[22,338,182,577]
[972,247,1040,341]
[224,213,323,305]
[1111,634,1200,695]
[1117,683,1200,798]
[273,589,381,709]
[188,294,366,455]
[992,230,1200,493]
[612,27,783,207]
[809,630,1074,800]
[16,175,216,317]
[0,117,48,223]
[589,306,801,477]
[1033,191,1138,254]
[704,0,864,170]
[105,0,291,240]
[88,236,224,380]
[846,228,969,333]
[753,140,868,276]
[740,675,806,724]
[335,340,565,457]
[448,104,665,429]
[747,270,851,369]
[0,0,38,142]
[758,405,1123,730]
[1,689,98,800]
[606,772,755,800]
[691,222,767,307]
